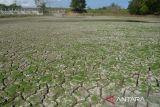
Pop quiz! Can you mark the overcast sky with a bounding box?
[0,0,129,8]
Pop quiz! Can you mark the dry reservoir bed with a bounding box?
[0,16,160,107]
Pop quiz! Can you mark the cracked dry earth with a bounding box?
[0,16,160,107]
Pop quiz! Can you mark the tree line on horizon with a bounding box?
[0,0,160,15]
[70,0,160,15]
[0,3,21,10]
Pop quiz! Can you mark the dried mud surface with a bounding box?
[0,16,160,107]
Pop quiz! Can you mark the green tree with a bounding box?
[140,4,149,14]
[128,0,144,14]
[0,4,7,10]
[128,0,160,15]
[145,0,160,14]
[70,0,86,13]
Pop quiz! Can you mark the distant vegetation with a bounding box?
[0,4,21,10]
[128,0,160,15]
[98,3,122,10]
[1,0,160,16]
[69,0,160,15]
[85,3,129,16]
